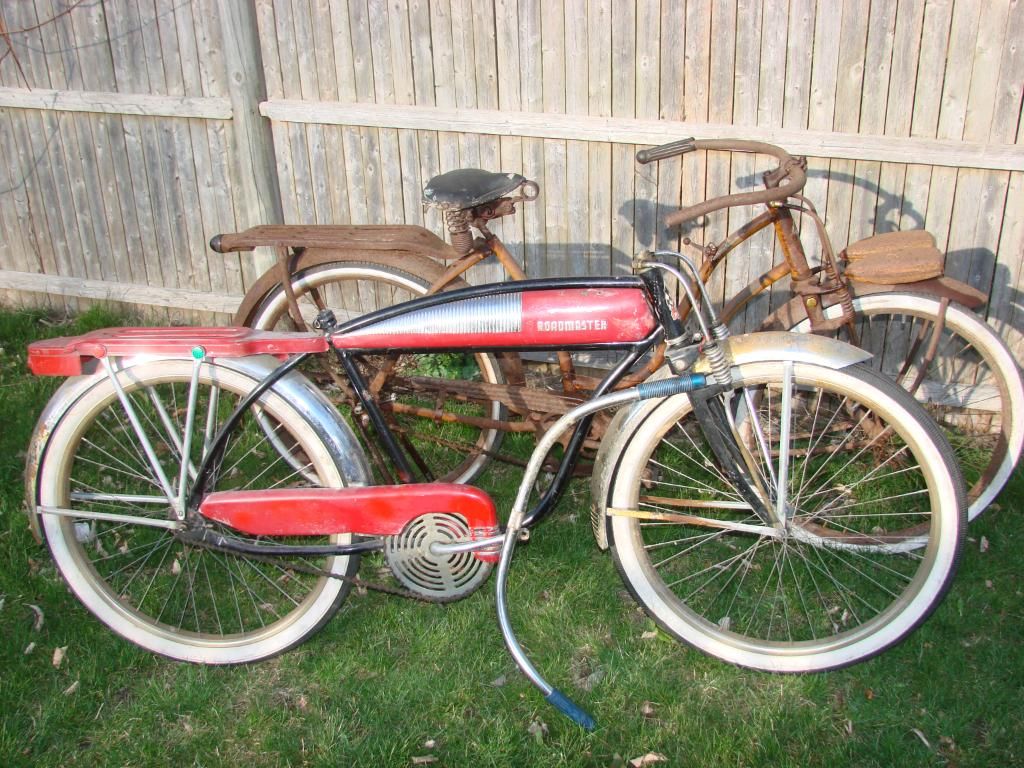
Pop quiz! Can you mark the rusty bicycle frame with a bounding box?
[211,139,989,478]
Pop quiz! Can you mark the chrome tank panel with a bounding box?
[343,293,523,337]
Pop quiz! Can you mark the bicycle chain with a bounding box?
[189,536,439,603]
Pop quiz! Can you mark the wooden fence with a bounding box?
[1,0,1023,350]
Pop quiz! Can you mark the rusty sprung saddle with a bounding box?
[422,169,539,256]
[422,169,530,211]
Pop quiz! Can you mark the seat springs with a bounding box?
[445,209,474,256]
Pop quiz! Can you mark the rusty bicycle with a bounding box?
[211,139,1022,521]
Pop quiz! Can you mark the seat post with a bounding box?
[773,208,830,328]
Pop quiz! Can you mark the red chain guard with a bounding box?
[198,483,501,562]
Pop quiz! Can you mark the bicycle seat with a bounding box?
[423,169,527,210]
[842,230,944,284]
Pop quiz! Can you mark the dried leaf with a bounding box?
[527,719,549,744]
[411,757,437,766]
[629,753,668,767]
[985,580,994,589]
[422,739,437,750]
[577,667,606,692]
[28,604,44,631]
[23,642,35,655]
[63,680,79,696]
[52,646,67,669]
[640,630,657,640]
[171,559,182,576]
[911,728,932,750]
[296,694,309,711]
[641,701,657,719]
[980,536,990,553]
[490,674,508,688]
[865,688,874,701]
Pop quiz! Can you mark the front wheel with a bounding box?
[34,359,363,664]
[606,361,965,672]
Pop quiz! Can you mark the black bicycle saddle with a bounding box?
[423,169,527,210]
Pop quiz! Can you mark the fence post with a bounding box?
[216,0,282,275]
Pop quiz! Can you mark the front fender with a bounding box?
[588,332,871,549]
[24,354,369,543]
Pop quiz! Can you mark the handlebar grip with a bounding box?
[636,137,696,165]
[209,233,253,253]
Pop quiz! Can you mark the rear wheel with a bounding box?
[36,359,361,664]
[606,361,964,672]
[246,261,507,484]
[788,293,1024,520]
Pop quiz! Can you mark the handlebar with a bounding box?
[635,137,698,165]
[637,138,807,227]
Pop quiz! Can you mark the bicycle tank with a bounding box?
[331,277,657,350]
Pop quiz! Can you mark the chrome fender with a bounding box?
[589,332,871,549]
[24,354,369,543]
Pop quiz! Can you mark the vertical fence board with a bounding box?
[726,0,763,330]
[702,0,736,310]
[609,0,636,276]
[678,0,711,273]
[756,0,788,318]
[585,0,612,276]
[519,0,546,276]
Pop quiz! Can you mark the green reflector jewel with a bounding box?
[191,347,206,360]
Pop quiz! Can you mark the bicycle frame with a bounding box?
[314,274,668,522]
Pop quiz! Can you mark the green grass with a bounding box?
[1,306,1022,767]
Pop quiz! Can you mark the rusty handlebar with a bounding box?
[637,139,807,228]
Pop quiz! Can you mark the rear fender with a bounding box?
[761,277,987,332]
[232,247,454,326]
[24,355,369,543]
